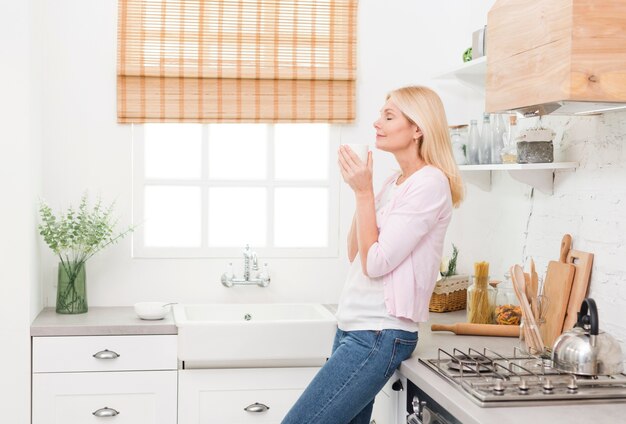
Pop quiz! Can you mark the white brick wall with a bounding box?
[447,111,626,355]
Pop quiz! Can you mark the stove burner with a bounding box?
[420,347,626,407]
[446,355,492,373]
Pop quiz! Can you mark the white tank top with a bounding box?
[336,177,420,332]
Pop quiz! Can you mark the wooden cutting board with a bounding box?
[540,234,576,348]
[562,249,594,331]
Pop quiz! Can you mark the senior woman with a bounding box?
[282,85,464,424]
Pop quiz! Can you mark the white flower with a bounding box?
[440,256,450,275]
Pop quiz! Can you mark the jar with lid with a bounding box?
[500,115,518,164]
[494,272,522,325]
[466,262,496,324]
[449,125,468,165]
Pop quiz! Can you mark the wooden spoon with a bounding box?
[529,258,539,319]
[512,265,545,353]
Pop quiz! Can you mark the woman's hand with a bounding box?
[338,146,373,194]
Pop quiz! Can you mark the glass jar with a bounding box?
[466,274,496,324]
[449,125,468,165]
[493,272,522,325]
[500,115,518,164]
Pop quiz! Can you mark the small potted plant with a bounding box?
[430,244,470,313]
[38,194,133,314]
[440,244,459,280]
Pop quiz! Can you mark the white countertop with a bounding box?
[400,310,626,424]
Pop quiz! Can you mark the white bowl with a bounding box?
[134,302,170,320]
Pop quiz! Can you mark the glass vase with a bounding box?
[56,261,88,314]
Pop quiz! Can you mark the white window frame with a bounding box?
[131,124,341,258]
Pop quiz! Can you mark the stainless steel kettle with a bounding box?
[551,298,624,376]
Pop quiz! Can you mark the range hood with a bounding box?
[485,0,626,116]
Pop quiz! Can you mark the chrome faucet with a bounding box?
[221,245,270,288]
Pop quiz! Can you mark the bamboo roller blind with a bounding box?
[117,0,358,123]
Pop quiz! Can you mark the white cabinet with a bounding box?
[32,335,177,424]
[371,372,405,424]
[178,367,320,424]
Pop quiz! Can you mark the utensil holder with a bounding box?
[519,295,549,355]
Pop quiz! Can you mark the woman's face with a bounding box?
[373,99,420,153]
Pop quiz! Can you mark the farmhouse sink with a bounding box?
[173,303,337,367]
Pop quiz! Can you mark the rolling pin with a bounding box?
[431,323,520,337]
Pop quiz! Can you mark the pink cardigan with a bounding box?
[366,166,453,322]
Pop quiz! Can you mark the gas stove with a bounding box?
[419,347,626,407]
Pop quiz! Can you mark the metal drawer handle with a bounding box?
[93,349,120,359]
[92,407,120,417]
[244,402,270,413]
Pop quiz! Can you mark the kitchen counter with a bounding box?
[400,310,626,424]
[31,306,177,336]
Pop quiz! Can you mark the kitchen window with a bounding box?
[132,123,340,258]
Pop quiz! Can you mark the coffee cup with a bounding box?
[342,143,369,162]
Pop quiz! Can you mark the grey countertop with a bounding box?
[31,305,626,422]
[400,310,626,424]
[31,307,177,336]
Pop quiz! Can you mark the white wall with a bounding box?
[37,0,487,307]
[34,0,626,355]
[0,0,43,420]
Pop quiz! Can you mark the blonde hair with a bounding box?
[387,86,464,207]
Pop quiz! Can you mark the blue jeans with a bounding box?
[282,328,418,424]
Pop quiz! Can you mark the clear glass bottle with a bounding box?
[491,114,505,164]
[467,120,480,165]
[450,125,468,165]
[480,113,492,164]
[501,115,518,164]
[467,274,496,324]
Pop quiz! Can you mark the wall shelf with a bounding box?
[435,57,486,89]
[459,162,578,195]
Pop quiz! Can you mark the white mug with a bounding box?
[342,143,369,162]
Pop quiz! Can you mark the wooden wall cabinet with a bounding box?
[486,0,626,115]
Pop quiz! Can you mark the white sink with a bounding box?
[173,303,337,367]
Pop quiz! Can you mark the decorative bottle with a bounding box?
[491,114,505,164]
[467,120,480,165]
[480,113,492,164]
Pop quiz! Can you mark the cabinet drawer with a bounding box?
[179,367,319,424]
[33,335,177,373]
[33,371,177,424]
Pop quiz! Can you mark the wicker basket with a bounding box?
[429,274,470,313]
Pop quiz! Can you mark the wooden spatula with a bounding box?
[529,258,539,319]
[540,234,576,348]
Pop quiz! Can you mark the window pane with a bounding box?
[208,187,266,247]
[208,124,267,180]
[274,124,329,180]
[144,124,202,179]
[144,186,201,247]
[274,188,328,247]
